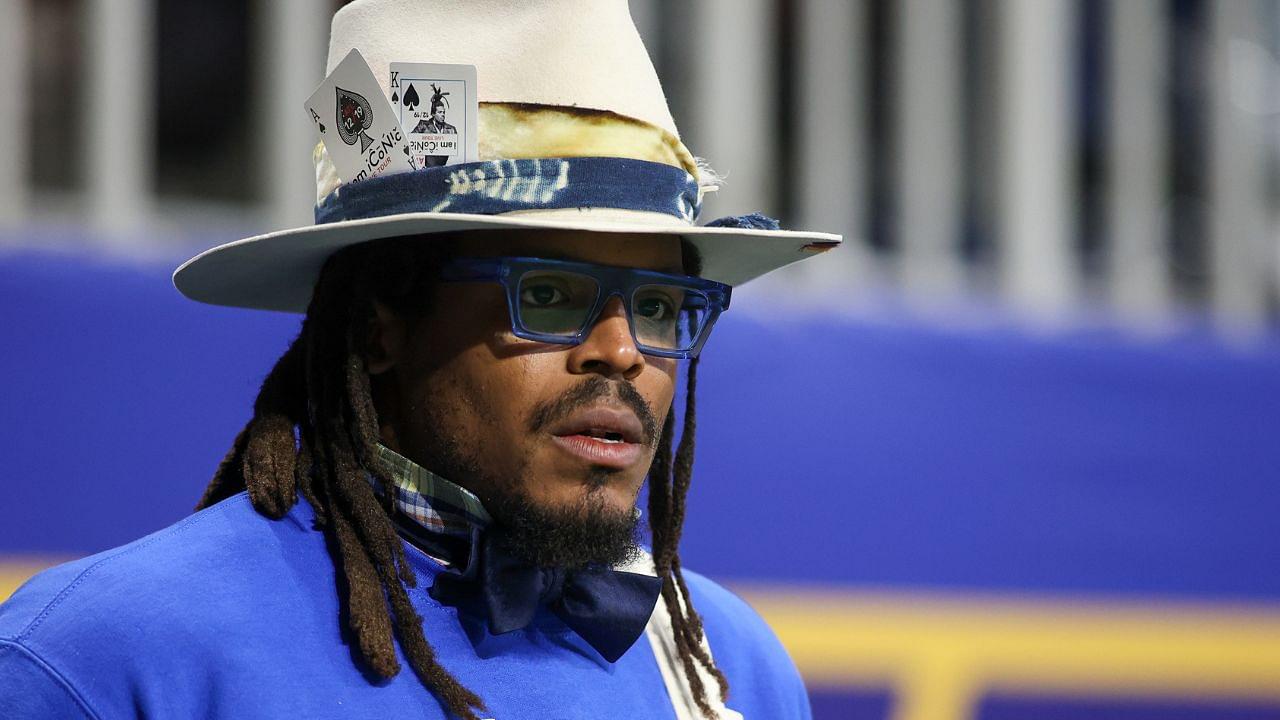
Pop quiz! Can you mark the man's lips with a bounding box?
[548,406,646,444]
[547,406,648,469]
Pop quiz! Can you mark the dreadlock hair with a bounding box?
[196,233,728,718]
[648,356,731,716]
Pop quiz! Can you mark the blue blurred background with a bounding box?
[2,1,1280,719]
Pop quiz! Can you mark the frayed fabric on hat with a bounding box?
[316,157,701,226]
[705,212,781,231]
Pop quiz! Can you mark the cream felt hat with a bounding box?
[173,0,841,313]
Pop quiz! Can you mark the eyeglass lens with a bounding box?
[517,270,600,335]
[515,270,708,351]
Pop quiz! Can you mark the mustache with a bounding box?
[527,376,660,447]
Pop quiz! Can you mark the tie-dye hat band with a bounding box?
[315,156,702,227]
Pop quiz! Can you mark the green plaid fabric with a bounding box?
[374,444,491,551]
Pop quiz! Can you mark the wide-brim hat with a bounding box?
[173,0,841,313]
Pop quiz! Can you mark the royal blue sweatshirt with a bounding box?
[0,492,810,718]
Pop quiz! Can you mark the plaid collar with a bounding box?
[374,444,491,567]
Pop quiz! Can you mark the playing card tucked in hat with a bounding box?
[172,0,840,312]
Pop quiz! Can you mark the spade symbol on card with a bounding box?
[309,107,326,133]
[335,85,375,153]
[391,90,398,104]
[403,83,420,111]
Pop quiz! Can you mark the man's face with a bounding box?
[366,230,682,542]
[432,106,446,123]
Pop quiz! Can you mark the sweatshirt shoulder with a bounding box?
[680,568,813,718]
[0,492,311,643]
[680,568,779,646]
[0,493,335,719]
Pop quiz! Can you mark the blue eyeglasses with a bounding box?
[437,257,732,359]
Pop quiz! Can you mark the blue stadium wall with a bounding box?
[2,247,1279,720]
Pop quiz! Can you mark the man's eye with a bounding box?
[636,296,675,320]
[521,284,568,306]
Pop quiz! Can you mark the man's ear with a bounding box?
[365,300,408,376]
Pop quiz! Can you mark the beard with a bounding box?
[482,479,642,570]
[413,375,655,570]
[427,454,643,570]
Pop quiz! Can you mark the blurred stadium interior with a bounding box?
[1,1,1279,719]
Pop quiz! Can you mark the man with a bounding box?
[411,84,457,167]
[0,2,838,718]
[410,84,458,134]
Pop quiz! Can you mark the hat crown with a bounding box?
[327,0,679,136]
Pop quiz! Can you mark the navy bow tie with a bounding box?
[429,537,664,663]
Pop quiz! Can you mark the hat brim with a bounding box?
[172,212,842,313]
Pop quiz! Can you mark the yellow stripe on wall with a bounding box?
[0,557,68,602]
[735,585,1280,720]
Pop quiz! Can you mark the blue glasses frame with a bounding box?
[437,256,732,359]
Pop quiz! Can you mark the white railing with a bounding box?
[1107,0,1171,325]
[0,0,27,225]
[0,0,1276,334]
[85,0,153,236]
[1208,0,1275,332]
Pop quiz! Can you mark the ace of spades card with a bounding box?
[390,62,478,169]
[305,49,415,185]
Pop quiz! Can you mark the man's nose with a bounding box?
[566,296,644,379]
